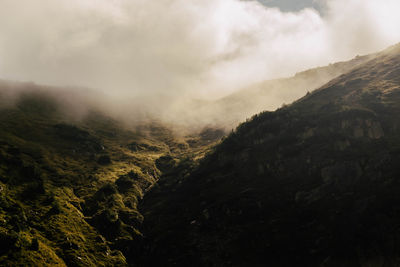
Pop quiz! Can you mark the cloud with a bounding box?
[324,0,400,57]
[0,0,399,106]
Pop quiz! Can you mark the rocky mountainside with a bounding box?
[140,44,400,266]
[0,82,218,266]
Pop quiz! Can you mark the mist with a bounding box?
[1,0,400,126]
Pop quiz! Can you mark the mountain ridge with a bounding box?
[139,43,400,266]
[194,52,377,129]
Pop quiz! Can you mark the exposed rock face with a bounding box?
[368,121,384,139]
[302,128,315,139]
[353,125,364,138]
[341,119,384,139]
[320,162,363,186]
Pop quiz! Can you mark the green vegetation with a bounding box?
[0,85,220,266]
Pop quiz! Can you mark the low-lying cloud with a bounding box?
[0,0,399,109]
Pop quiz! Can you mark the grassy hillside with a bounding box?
[0,82,219,266]
[140,44,400,266]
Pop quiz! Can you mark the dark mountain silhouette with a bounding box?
[140,43,400,266]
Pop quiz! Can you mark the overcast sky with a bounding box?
[0,0,400,102]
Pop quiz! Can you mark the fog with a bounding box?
[0,0,400,127]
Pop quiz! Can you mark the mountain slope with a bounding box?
[194,53,375,129]
[140,43,400,266]
[0,82,219,266]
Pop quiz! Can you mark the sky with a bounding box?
[257,0,321,12]
[0,0,400,105]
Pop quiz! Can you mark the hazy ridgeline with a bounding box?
[0,49,375,135]
[1,0,400,129]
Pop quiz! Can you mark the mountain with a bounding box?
[0,81,219,266]
[195,53,375,129]
[1,43,399,266]
[140,43,400,266]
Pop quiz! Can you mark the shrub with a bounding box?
[97,155,111,165]
[30,238,39,251]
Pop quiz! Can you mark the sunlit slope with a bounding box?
[197,53,375,129]
[0,82,211,266]
[141,44,400,266]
